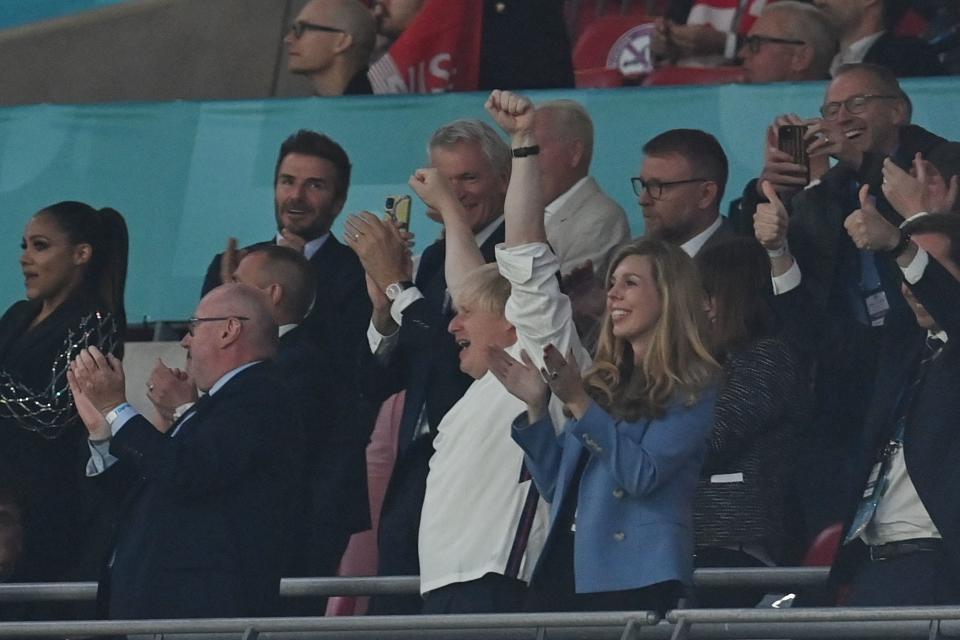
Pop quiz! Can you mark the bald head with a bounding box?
[534,100,595,204]
[285,0,376,95]
[185,283,278,390]
[235,246,317,325]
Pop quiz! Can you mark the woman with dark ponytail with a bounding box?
[0,201,128,582]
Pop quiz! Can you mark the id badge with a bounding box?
[843,461,890,545]
[865,290,890,327]
[861,462,882,499]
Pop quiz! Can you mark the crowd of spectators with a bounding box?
[1,0,960,627]
[283,0,959,97]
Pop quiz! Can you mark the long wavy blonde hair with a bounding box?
[583,239,719,421]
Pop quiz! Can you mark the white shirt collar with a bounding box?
[278,323,297,338]
[680,215,723,257]
[273,232,329,260]
[474,214,504,247]
[206,360,262,396]
[544,176,590,220]
[831,31,885,75]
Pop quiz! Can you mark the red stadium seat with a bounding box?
[641,65,745,86]
[894,8,929,38]
[574,66,626,88]
[573,15,657,77]
[802,522,843,567]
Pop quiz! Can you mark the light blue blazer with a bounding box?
[512,390,716,594]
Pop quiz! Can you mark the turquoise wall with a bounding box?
[2,78,959,323]
[0,0,133,29]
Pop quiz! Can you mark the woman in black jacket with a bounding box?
[0,201,127,582]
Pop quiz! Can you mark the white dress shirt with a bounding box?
[417,242,592,595]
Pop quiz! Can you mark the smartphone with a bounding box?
[778,125,810,181]
[385,195,412,231]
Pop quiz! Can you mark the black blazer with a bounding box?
[201,235,371,364]
[833,253,960,583]
[0,293,122,582]
[103,363,301,619]
[863,31,945,77]
[274,325,371,560]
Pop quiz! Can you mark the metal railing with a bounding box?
[3,608,960,640]
[0,567,831,603]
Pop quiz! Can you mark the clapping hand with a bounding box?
[147,358,196,430]
[882,154,960,218]
[487,348,550,422]
[69,346,127,418]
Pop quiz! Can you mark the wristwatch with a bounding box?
[385,281,415,301]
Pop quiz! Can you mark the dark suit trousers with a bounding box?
[846,547,960,606]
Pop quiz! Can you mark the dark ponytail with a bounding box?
[35,201,128,337]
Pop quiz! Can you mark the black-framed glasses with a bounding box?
[820,94,901,120]
[631,177,710,200]
[186,316,249,337]
[288,20,344,38]
[742,34,805,54]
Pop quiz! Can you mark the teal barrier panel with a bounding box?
[0,0,133,30]
[2,79,959,323]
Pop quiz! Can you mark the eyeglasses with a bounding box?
[820,94,901,120]
[288,20,344,39]
[631,177,710,200]
[186,316,249,337]
[742,34,805,54]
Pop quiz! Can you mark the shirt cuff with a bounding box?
[772,260,802,295]
[901,211,929,227]
[367,319,398,355]
[389,286,424,326]
[108,403,140,436]
[495,242,558,285]
[900,246,929,285]
[86,439,118,476]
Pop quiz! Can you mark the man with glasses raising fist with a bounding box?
[633,128,734,257]
[285,0,376,96]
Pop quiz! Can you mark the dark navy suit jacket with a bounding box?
[102,363,300,619]
[202,235,371,366]
[833,253,960,584]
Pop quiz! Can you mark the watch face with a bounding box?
[386,283,403,301]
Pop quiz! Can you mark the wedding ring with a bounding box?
[549,371,559,380]
[147,383,155,391]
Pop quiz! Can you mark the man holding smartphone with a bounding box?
[742,62,960,536]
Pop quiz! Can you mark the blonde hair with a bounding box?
[450,263,510,315]
[584,239,719,420]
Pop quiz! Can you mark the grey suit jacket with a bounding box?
[545,176,630,277]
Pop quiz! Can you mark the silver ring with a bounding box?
[549,371,559,380]
[354,233,360,240]
[147,383,155,391]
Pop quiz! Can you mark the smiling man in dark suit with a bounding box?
[68,283,300,619]
[201,130,370,370]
